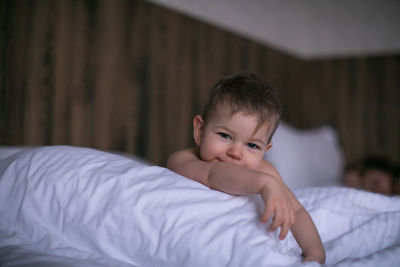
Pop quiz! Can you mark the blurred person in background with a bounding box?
[343,155,399,195]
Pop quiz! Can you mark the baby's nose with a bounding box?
[227,144,243,159]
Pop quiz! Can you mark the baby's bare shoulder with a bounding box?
[258,159,275,171]
[167,147,199,168]
[169,147,198,160]
[257,159,280,176]
[167,147,212,187]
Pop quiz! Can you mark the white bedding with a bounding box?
[0,146,399,267]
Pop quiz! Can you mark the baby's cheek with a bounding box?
[199,146,217,162]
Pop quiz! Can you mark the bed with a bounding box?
[1,123,399,267]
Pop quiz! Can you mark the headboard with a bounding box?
[1,0,399,166]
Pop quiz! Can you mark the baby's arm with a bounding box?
[167,148,295,239]
[291,209,326,263]
[260,162,326,263]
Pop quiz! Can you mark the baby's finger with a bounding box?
[279,223,289,240]
[261,205,274,223]
[269,209,282,231]
[279,210,290,240]
[282,204,296,239]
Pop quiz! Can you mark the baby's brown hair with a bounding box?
[202,72,281,143]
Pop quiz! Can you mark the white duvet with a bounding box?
[0,146,399,267]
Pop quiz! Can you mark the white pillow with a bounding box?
[264,122,344,190]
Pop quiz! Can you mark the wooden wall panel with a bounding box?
[69,0,90,147]
[1,0,399,166]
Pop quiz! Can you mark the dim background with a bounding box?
[1,0,399,166]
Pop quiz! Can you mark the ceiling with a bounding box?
[148,0,400,59]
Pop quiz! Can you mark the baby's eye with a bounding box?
[247,143,260,150]
[217,132,232,140]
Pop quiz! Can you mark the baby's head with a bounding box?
[193,72,281,169]
[344,155,397,195]
[360,156,396,195]
[202,72,281,143]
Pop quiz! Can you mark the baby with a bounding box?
[343,155,398,195]
[167,72,325,263]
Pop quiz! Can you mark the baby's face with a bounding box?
[362,169,393,195]
[198,104,271,170]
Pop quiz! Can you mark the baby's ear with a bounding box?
[193,115,204,146]
[265,142,273,153]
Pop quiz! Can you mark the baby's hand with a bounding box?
[259,179,295,240]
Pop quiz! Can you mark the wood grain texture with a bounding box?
[1,0,399,166]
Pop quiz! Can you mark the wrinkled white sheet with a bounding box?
[0,146,399,267]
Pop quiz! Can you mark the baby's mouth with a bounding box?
[212,158,223,163]
[215,158,236,165]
